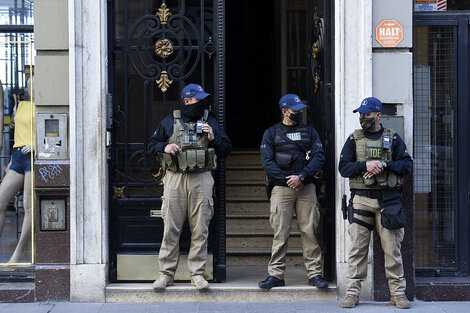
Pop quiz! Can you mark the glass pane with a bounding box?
[413,26,456,270]
[448,0,470,10]
[286,69,306,100]
[286,10,306,66]
[0,38,35,272]
[0,1,34,25]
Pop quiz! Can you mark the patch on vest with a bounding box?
[182,134,198,145]
[286,132,301,141]
[367,147,382,159]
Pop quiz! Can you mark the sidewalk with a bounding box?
[0,300,469,313]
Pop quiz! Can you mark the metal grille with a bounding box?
[413,25,456,271]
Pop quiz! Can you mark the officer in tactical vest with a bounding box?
[148,83,232,291]
[258,94,328,289]
[339,97,412,309]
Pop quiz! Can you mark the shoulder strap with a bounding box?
[173,110,181,119]
[203,109,209,122]
[352,129,365,141]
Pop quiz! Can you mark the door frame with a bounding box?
[414,12,470,277]
[106,0,227,282]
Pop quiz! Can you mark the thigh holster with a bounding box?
[347,198,375,231]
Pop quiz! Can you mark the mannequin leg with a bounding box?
[0,170,25,237]
[9,172,32,263]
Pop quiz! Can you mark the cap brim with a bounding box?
[353,106,372,114]
[193,92,211,100]
[289,103,308,111]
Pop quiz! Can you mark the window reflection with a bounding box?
[0,0,34,25]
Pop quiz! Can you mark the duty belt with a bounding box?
[353,189,383,199]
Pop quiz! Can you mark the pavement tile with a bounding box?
[98,302,164,313]
[198,302,248,313]
[50,302,104,313]
[438,302,470,313]
[1,303,54,313]
[158,302,199,313]
[245,301,297,313]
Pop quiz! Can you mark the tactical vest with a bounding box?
[161,110,216,173]
[274,124,311,175]
[349,128,402,190]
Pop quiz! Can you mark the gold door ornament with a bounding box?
[156,3,171,25]
[156,71,173,93]
[155,39,174,59]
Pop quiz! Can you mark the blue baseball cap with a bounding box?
[279,94,308,111]
[181,83,211,100]
[353,97,382,114]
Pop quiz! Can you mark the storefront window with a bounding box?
[448,0,470,10]
[413,25,456,271]
[0,0,33,25]
[0,0,34,278]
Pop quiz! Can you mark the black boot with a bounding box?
[258,276,285,289]
[308,275,329,288]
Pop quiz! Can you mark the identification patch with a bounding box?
[286,132,301,141]
[182,134,197,145]
[367,148,382,159]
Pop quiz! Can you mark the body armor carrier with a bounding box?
[349,128,402,190]
[161,109,216,173]
[273,124,311,176]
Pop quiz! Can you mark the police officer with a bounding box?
[339,97,412,309]
[148,83,231,290]
[258,94,328,289]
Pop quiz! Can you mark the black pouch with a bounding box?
[265,174,274,199]
[378,191,406,229]
[275,152,293,168]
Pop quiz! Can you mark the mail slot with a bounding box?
[37,113,68,159]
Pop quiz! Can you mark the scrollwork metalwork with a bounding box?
[311,6,324,94]
[128,1,203,93]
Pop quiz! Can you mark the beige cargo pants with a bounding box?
[268,183,322,279]
[346,194,406,296]
[158,170,214,278]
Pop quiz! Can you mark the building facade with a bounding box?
[0,0,468,302]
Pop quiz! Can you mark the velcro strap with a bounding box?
[353,208,375,218]
[353,218,374,231]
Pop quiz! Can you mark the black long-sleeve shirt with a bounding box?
[338,126,413,180]
[147,113,232,159]
[260,122,325,186]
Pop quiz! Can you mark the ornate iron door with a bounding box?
[107,0,226,282]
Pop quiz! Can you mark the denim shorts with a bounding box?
[9,147,31,175]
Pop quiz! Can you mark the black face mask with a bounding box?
[181,99,207,121]
[359,116,375,131]
[288,112,303,124]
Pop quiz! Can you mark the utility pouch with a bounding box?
[275,152,293,168]
[265,174,274,199]
[379,191,406,229]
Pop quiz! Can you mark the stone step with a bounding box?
[226,248,305,266]
[226,181,266,197]
[226,230,302,249]
[106,283,337,302]
[226,255,306,266]
[226,165,265,181]
[226,200,269,215]
[226,213,299,231]
[226,150,262,166]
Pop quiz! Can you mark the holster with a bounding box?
[265,174,274,199]
[347,192,375,230]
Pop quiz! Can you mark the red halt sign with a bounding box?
[375,19,403,47]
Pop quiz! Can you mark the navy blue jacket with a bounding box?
[148,113,232,159]
[260,122,325,186]
[339,125,413,180]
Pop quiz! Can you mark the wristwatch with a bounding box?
[298,173,306,182]
[382,161,387,168]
